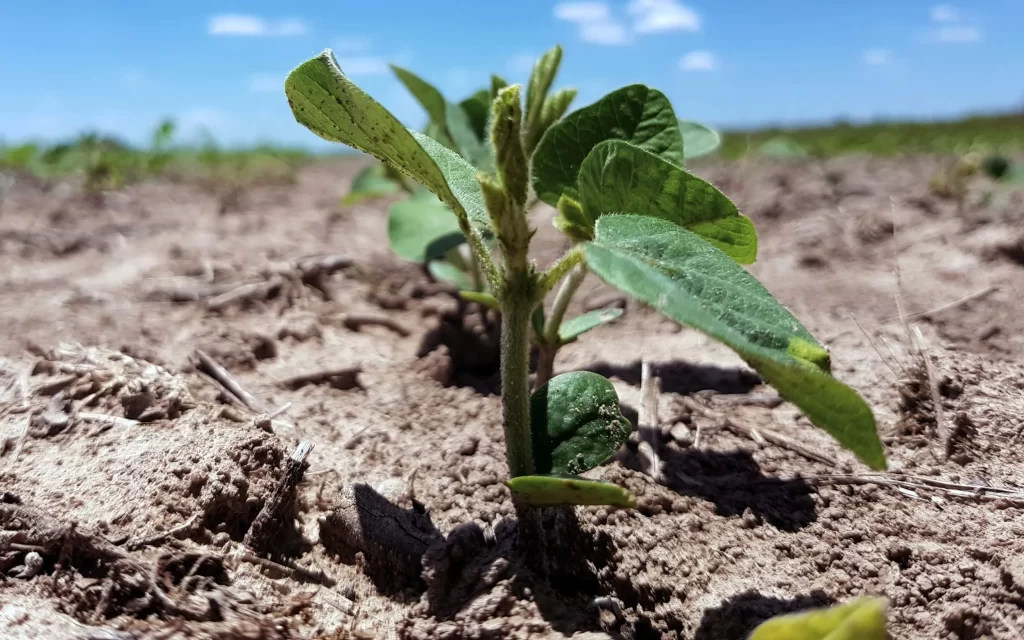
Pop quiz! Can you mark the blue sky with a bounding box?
[2,0,1022,148]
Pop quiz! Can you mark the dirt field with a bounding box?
[1,155,1023,640]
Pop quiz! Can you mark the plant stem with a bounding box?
[539,247,583,295]
[542,264,587,345]
[500,289,535,477]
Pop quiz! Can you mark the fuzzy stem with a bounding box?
[501,288,535,477]
[539,247,583,295]
[542,264,587,345]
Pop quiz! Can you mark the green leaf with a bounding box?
[759,137,808,158]
[390,64,447,126]
[558,308,624,342]
[530,371,632,475]
[577,140,757,263]
[445,100,493,170]
[490,74,508,101]
[285,51,494,248]
[422,121,455,150]
[526,88,579,155]
[507,475,636,508]
[679,120,721,160]
[343,163,401,205]
[459,89,491,141]
[525,45,563,133]
[460,290,498,309]
[429,260,475,290]
[387,192,465,262]
[749,597,887,640]
[532,84,684,206]
[583,216,886,470]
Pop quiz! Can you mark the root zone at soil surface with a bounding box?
[1,157,1023,640]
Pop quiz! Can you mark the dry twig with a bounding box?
[193,349,266,413]
[636,361,663,481]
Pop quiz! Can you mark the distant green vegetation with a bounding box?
[0,119,316,194]
[721,111,1024,158]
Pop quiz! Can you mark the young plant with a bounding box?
[749,596,887,640]
[285,47,886,508]
[344,48,577,292]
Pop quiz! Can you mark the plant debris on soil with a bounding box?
[1,156,1023,639]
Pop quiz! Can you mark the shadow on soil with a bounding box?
[590,360,761,396]
[623,446,818,532]
[693,589,834,640]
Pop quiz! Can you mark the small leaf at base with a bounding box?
[749,597,887,640]
[507,475,636,508]
[531,371,632,475]
[387,194,464,263]
[558,308,624,342]
[428,260,474,290]
[343,164,401,205]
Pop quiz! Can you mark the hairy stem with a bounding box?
[534,344,557,390]
[539,247,583,295]
[542,264,587,345]
[501,290,535,477]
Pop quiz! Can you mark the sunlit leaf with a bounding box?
[284,50,494,248]
[577,140,757,263]
[532,84,684,205]
[749,597,887,640]
[507,475,636,507]
[583,215,885,470]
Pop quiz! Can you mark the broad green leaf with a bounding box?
[507,475,636,508]
[577,140,757,263]
[532,85,685,206]
[387,192,464,262]
[429,260,474,290]
[583,216,885,470]
[749,597,887,640]
[390,64,447,126]
[525,45,563,133]
[459,89,491,141]
[285,51,494,248]
[343,163,401,205]
[679,120,721,160]
[759,137,808,158]
[460,290,498,309]
[445,101,493,170]
[558,308,624,342]
[530,371,632,475]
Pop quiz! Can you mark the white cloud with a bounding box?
[580,20,631,45]
[554,2,611,22]
[334,36,372,53]
[933,25,981,42]
[679,50,716,71]
[862,48,890,65]
[248,74,283,93]
[207,14,307,37]
[335,56,389,76]
[930,4,959,22]
[628,0,700,33]
[554,2,632,45]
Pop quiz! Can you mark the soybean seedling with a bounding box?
[345,49,578,293]
[285,46,886,508]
